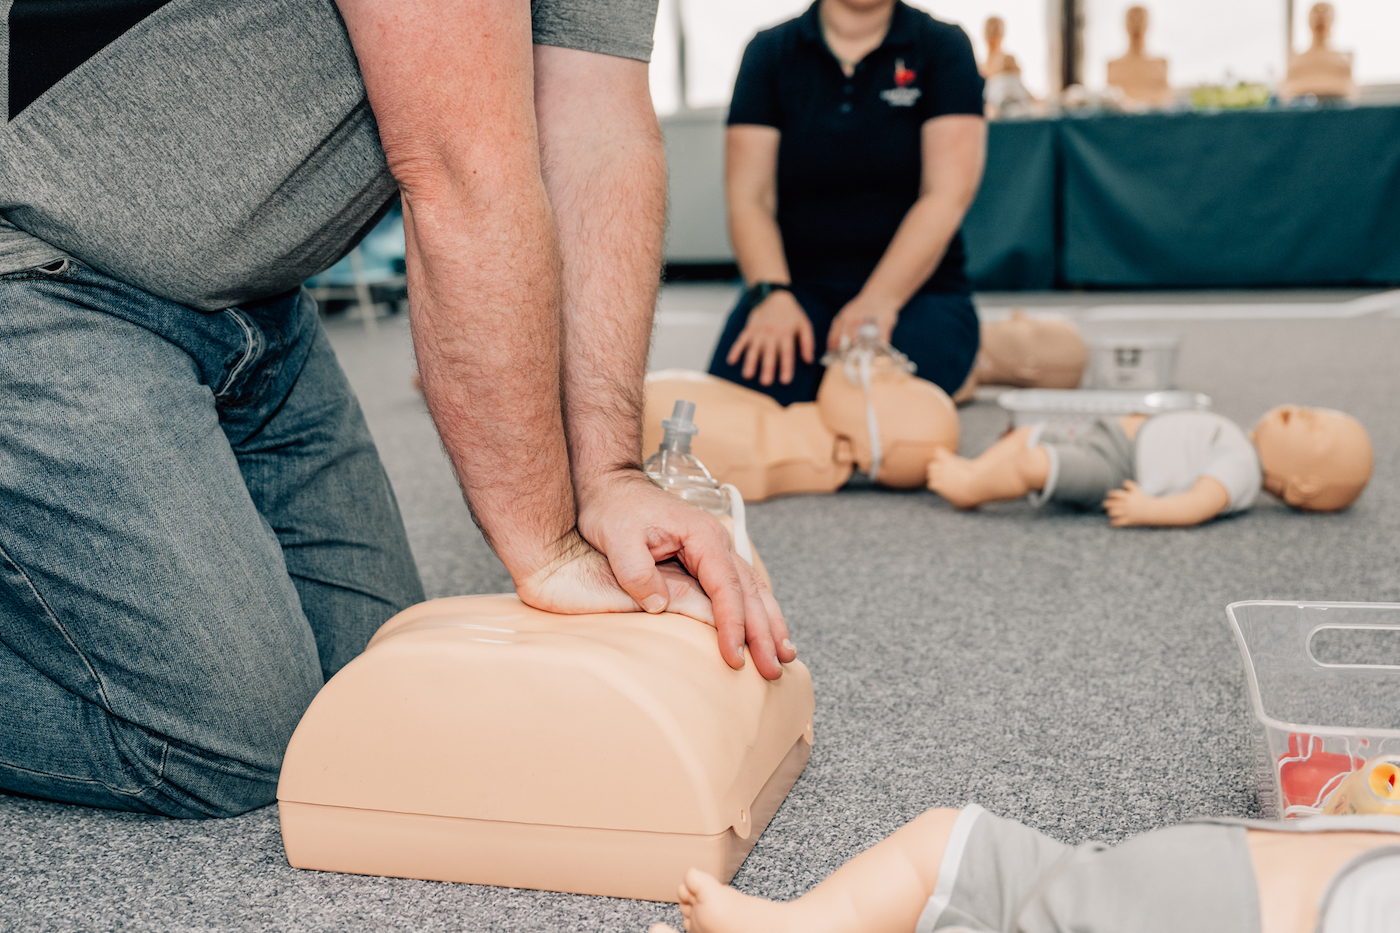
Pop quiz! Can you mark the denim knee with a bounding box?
[105,657,323,819]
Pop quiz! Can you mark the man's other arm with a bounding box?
[534,47,794,679]
[335,0,637,610]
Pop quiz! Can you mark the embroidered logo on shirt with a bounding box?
[881,58,922,106]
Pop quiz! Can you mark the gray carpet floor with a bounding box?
[5,291,1400,931]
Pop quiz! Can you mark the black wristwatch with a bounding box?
[744,281,792,306]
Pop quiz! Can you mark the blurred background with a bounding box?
[648,0,1400,110]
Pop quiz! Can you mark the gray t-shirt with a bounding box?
[1135,410,1262,513]
[0,0,656,311]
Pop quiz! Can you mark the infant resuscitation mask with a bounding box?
[644,400,753,565]
[820,321,916,484]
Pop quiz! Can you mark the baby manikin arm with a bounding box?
[1103,476,1230,528]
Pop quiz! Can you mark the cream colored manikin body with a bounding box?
[1106,5,1173,106]
[644,365,959,500]
[277,594,815,901]
[953,310,1088,401]
[1283,2,1357,102]
[644,370,855,502]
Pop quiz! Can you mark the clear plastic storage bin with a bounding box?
[1085,335,1179,390]
[1226,601,1400,819]
[997,388,1211,433]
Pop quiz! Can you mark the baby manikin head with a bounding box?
[975,310,1087,389]
[1252,405,1373,512]
[816,354,959,488]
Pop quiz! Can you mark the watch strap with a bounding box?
[745,281,792,306]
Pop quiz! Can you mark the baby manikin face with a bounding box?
[1252,405,1374,512]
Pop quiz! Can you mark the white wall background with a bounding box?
[651,0,1398,113]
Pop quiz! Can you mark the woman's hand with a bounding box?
[726,290,815,386]
[828,295,898,351]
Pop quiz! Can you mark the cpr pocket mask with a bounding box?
[644,400,752,565]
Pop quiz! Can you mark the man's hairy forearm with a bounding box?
[535,49,667,492]
[402,166,577,577]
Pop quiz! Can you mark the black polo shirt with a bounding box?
[728,1,984,294]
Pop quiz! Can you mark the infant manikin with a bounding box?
[927,405,1372,527]
[645,327,958,498]
[651,801,1400,933]
[952,310,1088,401]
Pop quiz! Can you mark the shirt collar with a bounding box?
[796,2,917,52]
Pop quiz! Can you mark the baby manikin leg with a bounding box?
[654,809,960,933]
[926,426,1050,509]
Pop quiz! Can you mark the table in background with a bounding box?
[650,105,1400,291]
[1058,105,1400,288]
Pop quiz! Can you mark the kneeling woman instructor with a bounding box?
[709,0,987,403]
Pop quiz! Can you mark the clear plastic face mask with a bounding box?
[819,320,916,483]
[643,400,752,565]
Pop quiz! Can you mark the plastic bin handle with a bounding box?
[1307,624,1400,670]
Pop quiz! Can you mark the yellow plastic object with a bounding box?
[1321,757,1400,816]
[277,595,815,901]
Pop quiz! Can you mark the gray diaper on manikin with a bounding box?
[917,805,1259,933]
[1027,418,1134,510]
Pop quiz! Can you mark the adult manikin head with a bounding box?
[1106,4,1171,106]
[1283,2,1354,100]
[816,339,959,489]
[984,16,1004,50]
[1309,2,1335,47]
[1252,405,1373,512]
[1125,5,1149,49]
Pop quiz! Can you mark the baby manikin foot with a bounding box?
[927,447,1036,508]
[659,868,804,933]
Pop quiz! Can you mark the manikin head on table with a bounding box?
[1252,405,1373,512]
[1283,2,1357,101]
[1106,5,1172,106]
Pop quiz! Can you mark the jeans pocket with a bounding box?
[0,257,75,282]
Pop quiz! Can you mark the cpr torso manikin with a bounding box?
[277,595,814,901]
[276,410,815,900]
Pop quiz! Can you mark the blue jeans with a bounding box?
[0,260,424,818]
[708,281,980,407]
